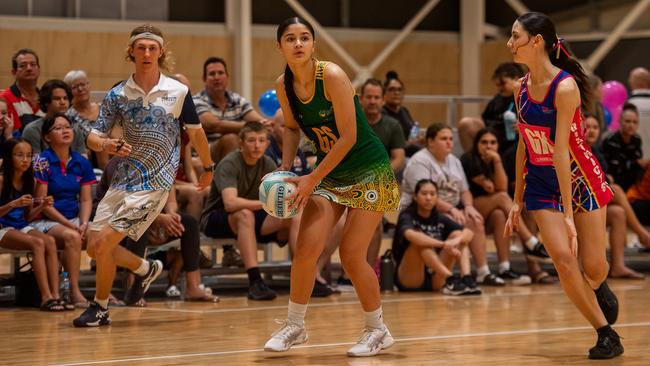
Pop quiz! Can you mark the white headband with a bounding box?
[129,32,164,47]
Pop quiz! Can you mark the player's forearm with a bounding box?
[186,127,212,168]
[280,127,301,170]
[513,140,526,204]
[553,150,573,216]
[86,132,107,152]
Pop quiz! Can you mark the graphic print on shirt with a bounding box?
[519,123,554,166]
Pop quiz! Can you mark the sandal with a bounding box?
[531,271,558,285]
[58,298,75,311]
[40,298,65,312]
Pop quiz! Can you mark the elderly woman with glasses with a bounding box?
[64,70,108,169]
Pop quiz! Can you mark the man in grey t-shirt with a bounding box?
[201,121,299,301]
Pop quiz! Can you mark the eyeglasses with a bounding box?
[49,125,73,133]
[13,153,33,160]
[71,81,90,90]
[386,87,403,93]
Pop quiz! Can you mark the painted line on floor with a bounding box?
[52,321,650,366]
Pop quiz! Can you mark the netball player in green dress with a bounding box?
[263,17,400,357]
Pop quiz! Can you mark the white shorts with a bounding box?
[0,226,36,242]
[31,217,80,233]
[90,188,169,241]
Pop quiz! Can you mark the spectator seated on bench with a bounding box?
[201,121,300,301]
[0,138,63,311]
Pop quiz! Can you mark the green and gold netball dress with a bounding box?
[295,61,400,212]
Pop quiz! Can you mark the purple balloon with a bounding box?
[601,80,628,113]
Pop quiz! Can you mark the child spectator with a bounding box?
[393,179,479,295]
[0,138,62,311]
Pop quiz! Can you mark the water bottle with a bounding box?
[409,121,420,141]
[503,103,517,141]
[60,272,71,305]
[379,250,395,292]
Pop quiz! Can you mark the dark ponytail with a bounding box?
[276,17,315,125]
[517,12,590,109]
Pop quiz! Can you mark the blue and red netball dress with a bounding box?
[517,70,612,212]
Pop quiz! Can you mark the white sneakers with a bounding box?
[264,321,308,352]
[264,321,393,357]
[347,327,394,357]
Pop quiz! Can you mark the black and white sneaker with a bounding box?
[124,260,163,305]
[461,275,482,295]
[248,280,277,301]
[595,281,619,325]
[72,301,111,327]
[524,242,553,264]
[589,327,624,359]
[499,269,532,286]
[478,273,506,286]
[442,275,467,296]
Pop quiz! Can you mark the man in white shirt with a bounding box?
[627,67,650,157]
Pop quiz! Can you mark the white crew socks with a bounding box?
[134,259,150,276]
[364,307,385,330]
[476,265,491,281]
[525,236,540,251]
[498,261,511,274]
[94,297,109,309]
[287,300,308,327]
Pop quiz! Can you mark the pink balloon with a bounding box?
[601,80,628,113]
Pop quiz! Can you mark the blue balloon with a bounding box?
[258,89,280,118]
[602,105,612,127]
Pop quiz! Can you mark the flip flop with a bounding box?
[40,298,65,312]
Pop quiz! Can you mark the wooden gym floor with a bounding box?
[0,278,648,365]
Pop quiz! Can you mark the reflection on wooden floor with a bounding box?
[1,279,648,365]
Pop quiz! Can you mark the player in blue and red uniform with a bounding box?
[504,12,623,360]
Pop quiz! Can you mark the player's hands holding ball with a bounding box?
[285,173,318,211]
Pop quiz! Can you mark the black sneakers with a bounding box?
[595,281,619,325]
[124,260,163,305]
[461,275,482,295]
[442,275,467,296]
[589,326,624,359]
[311,280,334,298]
[72,301,111,327]
[248,280,277,301]
[524,242,553,264]
[499,269,532,286]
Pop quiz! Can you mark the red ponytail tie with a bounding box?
[554,37,570,59]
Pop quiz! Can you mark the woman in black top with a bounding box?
[461,129,550,283]
[382,71,422,156]
[392,179,478,295]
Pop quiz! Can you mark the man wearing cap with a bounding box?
[73,24,214,327]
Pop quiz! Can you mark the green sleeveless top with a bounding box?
[295,61,391,187]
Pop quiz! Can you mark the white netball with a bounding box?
[259,171,299,219]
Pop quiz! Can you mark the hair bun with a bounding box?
[386,70,399,80]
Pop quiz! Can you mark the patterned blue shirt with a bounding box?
[90,74,201,191]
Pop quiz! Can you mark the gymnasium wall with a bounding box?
[0,16,515,126]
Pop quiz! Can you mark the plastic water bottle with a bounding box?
[379,250,395,292]
[409,121,420,141]
[60,272,71,305]
[503,103,517,141]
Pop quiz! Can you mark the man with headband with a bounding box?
[73,24,214,327]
